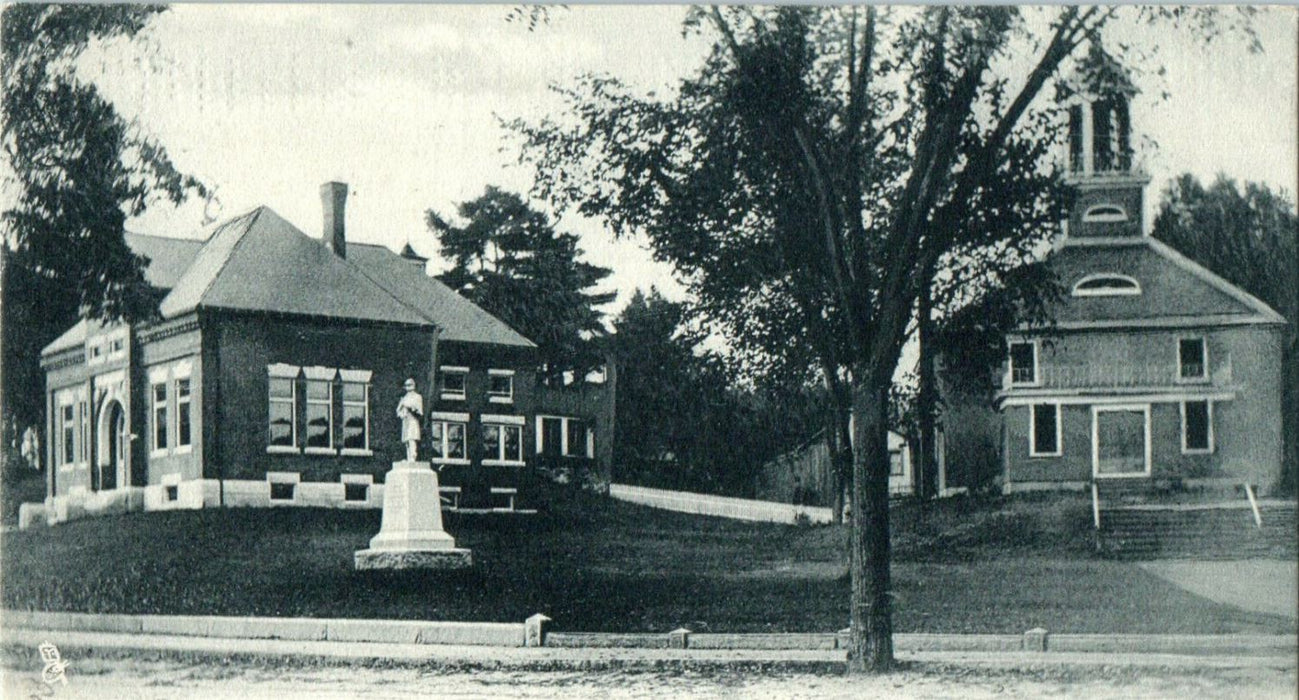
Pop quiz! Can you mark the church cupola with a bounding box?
[1059,44,1150,242]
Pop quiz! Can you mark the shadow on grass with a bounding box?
[2,485,1292,634]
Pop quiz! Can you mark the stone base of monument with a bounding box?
[354,548,471,570]
[354,461,472,571]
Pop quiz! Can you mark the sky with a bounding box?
[78,4,1298,326]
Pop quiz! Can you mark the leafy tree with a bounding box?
[609,288,820,496]
[1153,174,1299,493]
[1,4,205,449]
[515,6,1248,670]
[427,186,616,381]
[605,290,727,493]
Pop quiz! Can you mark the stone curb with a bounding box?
[2,611,1294,656]
[2,611,523,648]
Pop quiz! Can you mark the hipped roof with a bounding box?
[43,207,535,355]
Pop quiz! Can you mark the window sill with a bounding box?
[1175,376,1210,385]
[432,457,471,466]
[174,445,193,455]
[304,447,336,456]
[1028,452,1062,459]
[1181,448,1214,455]
[149,449,169,459]
[483,459,526,467]
[266,446,300,455]
[340,448,373,457]
[440,393,466,401]
[1093,472,1151,480]
[488,396,514,404]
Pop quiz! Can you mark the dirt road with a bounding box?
[4,650,1295,699]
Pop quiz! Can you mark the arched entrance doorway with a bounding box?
[97,400,127,491]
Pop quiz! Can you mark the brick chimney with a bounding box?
[320,181,348,258]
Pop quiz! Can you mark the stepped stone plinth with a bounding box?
[354,461,472,571]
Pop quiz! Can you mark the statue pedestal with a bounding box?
[354,461,472,571]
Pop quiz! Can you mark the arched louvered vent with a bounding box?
[1072,273,1141,297]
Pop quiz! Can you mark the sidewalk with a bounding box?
[1139,560,1298,619]
[4,627,1297,672]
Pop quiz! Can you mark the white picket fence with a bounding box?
[608,483,834,525]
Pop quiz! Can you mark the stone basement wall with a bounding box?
[22,475,468,528]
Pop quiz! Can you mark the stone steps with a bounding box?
[1097,503,1296,560]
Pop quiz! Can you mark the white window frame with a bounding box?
[1180,399,1215,455]
[55,390,77,468]
[487,368,515,404]
[1091,404,1153,479]
[173,361,193,455]
[267,363,300,454]
[1008,340,1040,387]
[535,415,594,458]
[302,366,336,455]
[150,372,169,457]
[1176,336,1208,383]
[440,366,468,401]
[1028,402,1063,457]
[107,335,126,360]
[888,449,907,477]
[78,395,89,466]
[60,402,75,467]
[339,368,373,456]
[1071,273,1142,297]
[482,414,525,466]
[429,411,471,465]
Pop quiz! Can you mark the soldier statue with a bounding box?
[396,377,424,462]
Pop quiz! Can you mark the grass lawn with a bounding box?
[1,487,1292,635]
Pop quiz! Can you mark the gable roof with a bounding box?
[158,207,434,327]
[43,318,94,356]
[348,243,534,347]
[1037,237,1285,330]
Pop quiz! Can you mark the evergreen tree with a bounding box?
[427,186,615,381]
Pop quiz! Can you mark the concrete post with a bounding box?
[669,628,691,649]
[525,614,551,647]
[1023,627,1049,652]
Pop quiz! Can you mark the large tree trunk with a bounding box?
[847,377,893,672]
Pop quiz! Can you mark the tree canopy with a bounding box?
[609,288,822,497]
[2,4,205,322]
[1,4,205,444]
[426,186,616,381]
[513,5,1252,671]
